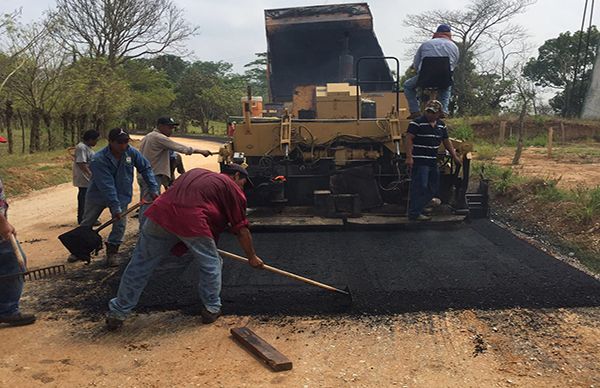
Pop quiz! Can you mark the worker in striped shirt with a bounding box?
[405,100,461,221]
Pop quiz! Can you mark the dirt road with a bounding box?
[8,136,222,268]
[1,137,599,387]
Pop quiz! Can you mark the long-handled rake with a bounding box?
[0,234,66,281]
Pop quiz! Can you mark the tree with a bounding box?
[243,52,268,100]
[145,54,189,84]
[523,27,600,116]
[49,0,198,67]
[404,0,535,115]
[121,59,176,130]
[174,61,245,132]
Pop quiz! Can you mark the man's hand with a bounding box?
[111,209,122,221]
[453,154,462,166]
[196,149,212,157]
[405,156,414,173]
[0,220,15,241]
[248,255,264,268]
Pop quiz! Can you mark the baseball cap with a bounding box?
[425,100,443,113]
[436,24,451,33]
[108,128,131,142]
[221,163,254,189]
[157,117,179,126]
[0,136,7,143]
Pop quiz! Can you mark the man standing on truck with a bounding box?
[405,100,461,221]
[138,117,212,226]
[0,136,36,326]
[106,164,264,330]
[403,24,459,118]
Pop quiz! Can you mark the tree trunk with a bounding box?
[77,113,87,143]
[5,100,14,154]
[43,112,53,150]
[30,109,42,153]
[512,101,527,165]
[62,112,70,147]
[17,110,25,154]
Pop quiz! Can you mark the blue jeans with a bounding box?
[109,219,223,319]
[408,164,440,219]
[138,174,169,230]
[0,239,26,316]
[403,75,452,114]
[81,200,127,245]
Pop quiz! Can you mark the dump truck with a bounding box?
[219,3,482,228]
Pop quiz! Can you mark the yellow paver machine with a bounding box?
[219,3,484,229]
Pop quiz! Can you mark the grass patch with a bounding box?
[184,121,227,136]
[448,119,475,141]
[0,140,107,197]
[473,142,501,160]
[569,186,600,223]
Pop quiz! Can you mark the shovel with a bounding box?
[58,202,143,263]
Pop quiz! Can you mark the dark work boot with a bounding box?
[0,311,36,326]
[199,306,222,324]
[105,243,120,267]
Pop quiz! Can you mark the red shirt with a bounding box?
[145,168,249,241]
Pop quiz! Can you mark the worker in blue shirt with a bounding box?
[79,128,159,267]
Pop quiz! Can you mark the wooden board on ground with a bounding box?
[345,214,466,225]
[231,327,293,372]
[249,216,344,228]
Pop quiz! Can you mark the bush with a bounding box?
[474,143,501,160]
[450,121,475,141]
[570,186,600,223]
[479,163,523,195]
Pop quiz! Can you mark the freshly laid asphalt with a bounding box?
[135,219,600,316]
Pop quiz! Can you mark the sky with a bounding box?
[1,0,596,73]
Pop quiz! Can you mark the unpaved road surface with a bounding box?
[1,137,600,387]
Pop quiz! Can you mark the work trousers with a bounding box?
[81,200,127,246]
[408,163,440,219]
[403,75,452,114]
[108,219,223,319]
[77,187,87,224]
[138,174,170,230]
[0,239,26,316]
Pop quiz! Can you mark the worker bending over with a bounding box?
[106,164,264,330]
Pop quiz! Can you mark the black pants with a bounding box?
[77,187,87,224]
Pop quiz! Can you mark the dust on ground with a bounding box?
[492,145,600,190]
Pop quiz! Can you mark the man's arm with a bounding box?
[235,227,264,268]
[76,163,92,181]
[0,213,15,241]
[405,132,415,173]
[157,136,211,157]
[89,158,122,215]
[442,138,462,165]
[413,44,423,70]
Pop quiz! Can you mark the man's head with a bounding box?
[108,127,130,155]
[221,163,253,190]
[82,130,100,146]
[156,117,179,137]
[433,24,452,39]
[424,100,443,121]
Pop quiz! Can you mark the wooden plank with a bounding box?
[231,327,293,372]
[346,214,466,225]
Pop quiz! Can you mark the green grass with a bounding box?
[569,186,600,223]
[184,121,227,136]
[0,140,107,197]
[473,142,501,160]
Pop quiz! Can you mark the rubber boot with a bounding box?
[105,242,120,267]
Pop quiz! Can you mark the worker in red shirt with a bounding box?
[106,164,264,330]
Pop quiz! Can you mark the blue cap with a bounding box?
[436,24,451,33]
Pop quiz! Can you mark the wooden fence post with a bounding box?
[547,127,553,157]
[498,121,506,144]
[560,121,565,143]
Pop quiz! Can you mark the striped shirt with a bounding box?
[407,116,448,166]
